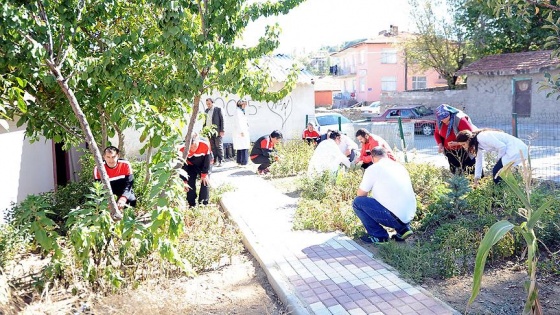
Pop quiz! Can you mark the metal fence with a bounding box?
[354,113,560,183]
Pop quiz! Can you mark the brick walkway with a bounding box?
[211,162,459,315]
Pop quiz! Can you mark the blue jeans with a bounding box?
[352,196,410,238]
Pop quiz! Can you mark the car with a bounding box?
[413,105,434,116]
[312,112,356,137]
[360,101,382,118]
[369,106,436,136]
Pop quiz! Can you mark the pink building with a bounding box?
[330,27,447,104]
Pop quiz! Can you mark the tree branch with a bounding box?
[525,0,560,11]
[36,0,54,60]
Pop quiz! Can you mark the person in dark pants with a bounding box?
[179,134,213,207]
[434,104,478,175]
[250,130,283,175]
[204,98,224,166]
[232,99,250,166]
[353,146,416,244]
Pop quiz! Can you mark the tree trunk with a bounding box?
[182,95,202,160]
[46,60,122,220]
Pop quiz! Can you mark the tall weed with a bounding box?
[270,140,315,177]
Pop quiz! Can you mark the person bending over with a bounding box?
[250,130,283,175]
[179,134,213,207]
[354,128,395,169]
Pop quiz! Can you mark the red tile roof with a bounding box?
[456,50,560,76]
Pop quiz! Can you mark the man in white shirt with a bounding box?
[353,146,416,244]
[307,130,351,177]
[329,130,359,162]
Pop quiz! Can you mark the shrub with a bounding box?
[178,204,243,272]
[270,140,315,178]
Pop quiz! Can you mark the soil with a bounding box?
[5,252,288,315]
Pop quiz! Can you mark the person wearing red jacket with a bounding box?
[434,104,477,175]
[355,128,395,169]
[179,134,213,207]
[302,123,320,145]
[250,130,283,175]
[94,146,137,212]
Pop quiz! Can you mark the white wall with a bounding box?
[119,83,316,158]
[0,121,55,222]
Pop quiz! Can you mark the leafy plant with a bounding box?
[8,194,61,258]
[468,160,555,315]
[270,140,315,178]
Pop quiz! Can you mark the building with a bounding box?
[456,50,560,119]
[330,26,447,106]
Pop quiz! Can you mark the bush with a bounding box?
[179,204,243,272]
[270,140,315,178]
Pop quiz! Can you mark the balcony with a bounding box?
[329,65,356,77]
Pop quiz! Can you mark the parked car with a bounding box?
[369,106,436,135]
[413,105,434,116]
[360,101,382,118]
[312,112,356,137]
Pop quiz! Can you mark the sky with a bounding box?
[241,0,413,54]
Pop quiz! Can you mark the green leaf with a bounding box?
[527,198,555,230]
[35,229,52,251]
[468,220,515,306]
[498,162,531,210]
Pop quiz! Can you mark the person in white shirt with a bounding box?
[307,130,351,177]
[455,129,528,185]
[353,146,416,244]
[328,130,359,162]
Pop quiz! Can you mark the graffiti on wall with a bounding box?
[200,95,294,128]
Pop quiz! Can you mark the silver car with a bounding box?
[312,112,356,137]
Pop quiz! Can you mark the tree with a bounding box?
[402,0,471,88]
[451,0,559,58]
[1,0,305,223]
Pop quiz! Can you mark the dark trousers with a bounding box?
[493,158,504,184]
[444,148,476,175]
[186,166,209,207]
[236,149,248,165]
[251,155,272,171]
[209,136,224,163]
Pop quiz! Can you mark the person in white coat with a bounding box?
[455,129,528,185]
[327,130,359,162]
[232,99,251,165]
[307,130,351,177]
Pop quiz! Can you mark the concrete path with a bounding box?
[211,161,459,315]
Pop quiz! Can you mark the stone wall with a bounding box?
[380,71,560,124]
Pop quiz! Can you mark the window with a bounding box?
[412,76,427,89]
[381,49,397,64]
[381,76,397,91]
[360,78,366,92]
[360,50,366,64]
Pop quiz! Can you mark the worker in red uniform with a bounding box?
[94,146,137,211]
[355,128,395,169]
[250,130,283,175]
[179,134,213,207]
[302,122,321,145]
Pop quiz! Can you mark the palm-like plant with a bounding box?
[468,155,554,315]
